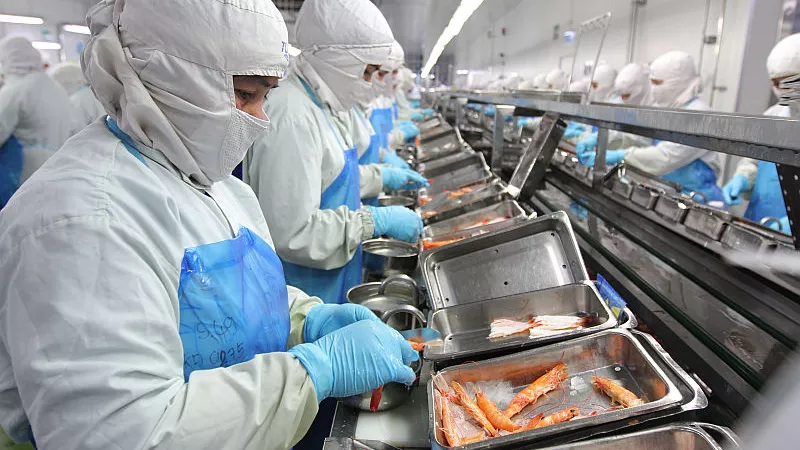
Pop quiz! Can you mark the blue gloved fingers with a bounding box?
[368,206,423,241]
[579,151,595,167]
[382,152,410,170]
[410,112,424,121]
[403,169,429,187]
[392,362,417,386]
[606,149,626,166]
[722,174,748,205]
[303,304,382,343]
[576,134,598,157]
[779,216,791,234]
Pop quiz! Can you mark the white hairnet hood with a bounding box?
[589,64,617,102]
[649,51,700,108]
[615,63,651,105]
[0,36,43,77]
[372,40,404,99]
[517,79,536,90]
[545,69,569,90]
[50,62,87,95]
[569,77,590,92]
[533,73,547,89]
[82,0,289,187]
[293,0,393,112]
[767,33,800,100]
[386,41,405,71]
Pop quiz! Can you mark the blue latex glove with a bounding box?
[423,108,434,117]
[288,320,418,401]
[395,120,413,128]
[582,149,626,167]
[722,174,749,205]
[410,112,424,121]
[382,151,410,170]
[517,117,536,128]
[368,205,424,242]
[768,216,791,234]
[576,133,598,160]
[382,167,429,191]
[563,124,587,139]
[303,303,381,343]
[400,123,420,142]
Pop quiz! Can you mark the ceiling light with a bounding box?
[0,14,44,25]
[62,24,90,35]
[32,41,61,50]
[421,0,485,78]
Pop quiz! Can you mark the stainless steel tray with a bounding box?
[419,163,493,197]
[418,131,462,162]
[420,181,508,226]
[630,184,660,210]
[424,282,616,363]
[654,194,690,223]
[683,204,731,241]
[422,200,526,240]
[422,211,588,310]
[418,151,480,179]
[428,329,687,449]
[534,422,738,450]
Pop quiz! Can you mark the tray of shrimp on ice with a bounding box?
[428,329,694,449]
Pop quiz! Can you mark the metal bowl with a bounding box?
[347,275,423,329]
[378,195,416,209]
[362,238,419,279]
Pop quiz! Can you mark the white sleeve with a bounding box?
[624,140,710,176]
[0,218,320,450]
[247,116,373,270]
[607,130,653,150]
[0,86,21,145]
[359,164,383,199]
[734,157,759,188]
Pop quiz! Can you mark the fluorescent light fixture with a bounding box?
[32,41,61,50]
[456,69,470,75]
[287,43,301,57]
[62,24,90,35]
[421,0,484,78]
[0,14,44,25]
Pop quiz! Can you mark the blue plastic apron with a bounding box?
[660,158,723,204]
[744,160,787,222]
[106,117,290,381]
[392,102,398,121]
[0,135,24,209]
[369,106,393,157]
[282,79,363,304]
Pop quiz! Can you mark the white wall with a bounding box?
[0,0,92,65]
[448,0,765,113]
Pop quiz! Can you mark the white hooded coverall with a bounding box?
[50,62,106,131]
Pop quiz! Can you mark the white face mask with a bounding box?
[218,108,270,180]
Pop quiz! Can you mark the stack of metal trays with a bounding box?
[418,180,508,225]
[417,153,493,197]
[417,151,479,179]
[418,116,446,134]
[422,211,587,311]
[535,423,740,450]
[720,217,795,253]
[421,200,530,251]
[428,329,709,449]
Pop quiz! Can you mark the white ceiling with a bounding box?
[372,0,431,70]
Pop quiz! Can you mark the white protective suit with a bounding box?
[589,64,618,102]
[50,62,106,130]
[734,33,800,186]
[533,73,547,89]
[569,77,591,93]
[518,78,537,90]
[245,0,393,271]
[625,52,719,176]
[395,67,417,119]
[0,36,76,182]
[607,63,653,149]
[0,1,322,449]
[545,68,569,90]
[372,41,407,155]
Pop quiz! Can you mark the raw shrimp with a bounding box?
[475,391,520,432]
[408,340,426,351]
[532,407,580,429]
[422,238,461,250]
[489,316,592,339]
[591,376,644,408]
[440,395,462,447]
[370,386,383,412]
[451,382,498,437]
[488,319,534,339]
[519,413,544,431]
[461,432,486,445]
[504,362,569,418]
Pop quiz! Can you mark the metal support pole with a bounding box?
[491,105,514,174]
[592,127,609,189]
[776,163,800,249]
[454,98,468,130]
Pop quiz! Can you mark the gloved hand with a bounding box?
[563,124,587,139]
[582,149,626,167]
[423,108,434,117]
[395,120,413,128]
[382,151,410,170]
[516,117,536,128]
[303,303,381,343]
[768,216,791,234]
[288,320,418,401]
[382,167,429,191]
[399,122,420,142]
[368,205,424,242]
[722,174,750,205]
[576,133,598,160]
[410,112,425,121]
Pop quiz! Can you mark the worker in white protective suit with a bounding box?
[50,62,106,131]
[0,1,418,449]
[245,0,425,307]
[578,52,723,203]
[563,65,619,140]
[721,33,800,234]
[516,71,570,129]
[0,36,76,207]
[533,72,548,89]
[545,68,570,90]
[575,63,653,156]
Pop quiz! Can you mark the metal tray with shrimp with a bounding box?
[422,211,588,311]
[422,200,527,240]
[418,165,494,198]
[427,329,699,450]
[423,282,617,363]
[418,181,508,226]
[418,131,463,162]
[418,151,480,179]
[532,422,740,450]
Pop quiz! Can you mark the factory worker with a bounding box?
[0,1,418,448]
[503,73,523,91]
[545,68,570,90]
[517,78,537,90]
[50,61,106,130]
[533,73,548,89]
[0,36,76,205]
[369,41,415,168]
[569,77,591,93]
[580,51,722,203]
[564,65,619,139]
[722,33,800,233]
[576,63,653,158]
[245,0,424,307]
